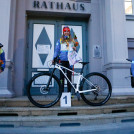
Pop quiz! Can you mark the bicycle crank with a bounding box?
[76,91,80,101]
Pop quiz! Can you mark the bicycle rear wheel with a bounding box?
[80,72,112,106]
[27,72,62,108]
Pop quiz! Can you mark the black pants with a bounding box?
[60,61,72,92]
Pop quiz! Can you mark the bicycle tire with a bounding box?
[80,72,112,106]
[27,72,62,108]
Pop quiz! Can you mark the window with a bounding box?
[128,38,134,59]
[125,0,133,14]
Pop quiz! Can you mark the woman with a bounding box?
[53,26,78,92]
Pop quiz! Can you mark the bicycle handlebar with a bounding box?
[52,57,60,65]
[126,59,132,62]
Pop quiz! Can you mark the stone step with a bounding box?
[0,112,134,127]
[1,122,134,134]
[0,103,134,116]
[0,96,134,107]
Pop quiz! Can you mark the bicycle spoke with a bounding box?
[80,72,112,106]
[27,72,62,108]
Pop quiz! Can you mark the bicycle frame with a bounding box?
[54,63,97,93]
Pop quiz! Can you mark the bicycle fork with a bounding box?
[46,68,56,89]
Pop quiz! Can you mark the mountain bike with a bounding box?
[27,59,112,108]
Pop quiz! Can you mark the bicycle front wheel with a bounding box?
[80,72,112,106]
[27,72,62,108]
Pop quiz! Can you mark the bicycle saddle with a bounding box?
[79,62,89,65]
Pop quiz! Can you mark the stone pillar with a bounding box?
[0,0,16,97]
[103,0,133,95]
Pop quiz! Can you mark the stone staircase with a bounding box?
[0,96,134,128]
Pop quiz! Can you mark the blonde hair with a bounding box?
[60,34,73,43]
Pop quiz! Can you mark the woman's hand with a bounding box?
[72,47,76,51]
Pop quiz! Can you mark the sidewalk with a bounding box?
[0,122,134,134]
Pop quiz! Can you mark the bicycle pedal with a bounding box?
[76,92,80,101]
[71,95,74,99]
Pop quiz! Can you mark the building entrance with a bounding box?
[25,17,88,94]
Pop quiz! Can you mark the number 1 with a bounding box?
[63,96,67,104]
